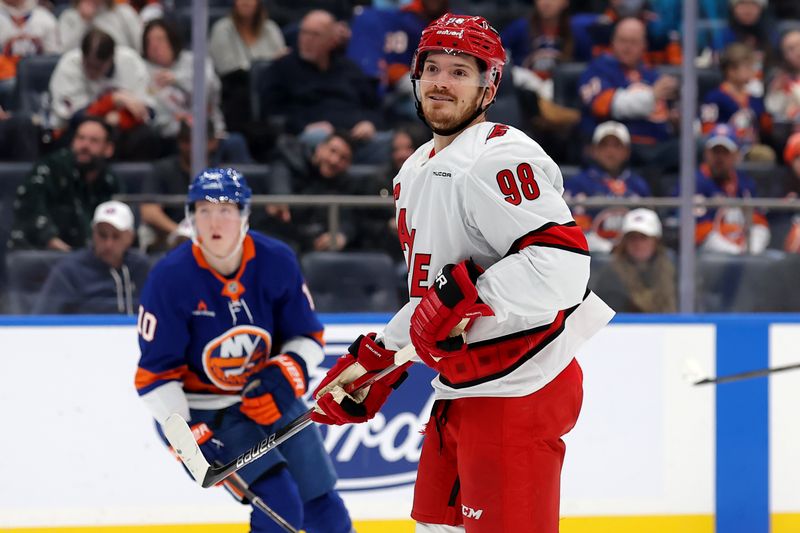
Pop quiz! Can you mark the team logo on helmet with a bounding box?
[202,325,272,391]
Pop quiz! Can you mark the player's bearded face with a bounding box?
[194,201,243,258]
[419,54,490,132]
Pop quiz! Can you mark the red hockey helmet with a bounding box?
[411,14,506,88]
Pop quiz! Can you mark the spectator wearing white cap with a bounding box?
[593,207,677,313]
[32,200,151,315]
[564,121,652,252]
[684,123,770,254]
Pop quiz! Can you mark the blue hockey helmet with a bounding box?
[186,167,252,212]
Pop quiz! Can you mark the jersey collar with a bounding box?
[192,235,256,301]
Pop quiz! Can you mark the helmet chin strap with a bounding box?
[413,83,495,136]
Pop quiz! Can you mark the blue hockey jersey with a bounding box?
[346,6,427,88]
[700,83,772,147]
[579,54,672,143]
[135,232,323,400]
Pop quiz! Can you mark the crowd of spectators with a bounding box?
[0,0,798,315]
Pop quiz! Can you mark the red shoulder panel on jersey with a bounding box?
[506,221,590,257]
[486,124,509,142]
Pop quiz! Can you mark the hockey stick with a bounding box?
[165,320,468,488]
[218,462,298,533]
[692,362,800,386]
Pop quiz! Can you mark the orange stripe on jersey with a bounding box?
[696,220,713,244]
[591,89,616,118]
[309,330,325,346]
[507,222,590,257]
[135,365,187,391]
[192,235,256,301]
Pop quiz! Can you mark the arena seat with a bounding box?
[696,251,787,312]
[110,162,155,195]
[656,66,724,102]
[736,161,784,198]
[552,62,587,110]
[587,252,612,293]
[0,162,31,293]
[249,60,273,122]
[5,249,67,314]
[560,165,581,182]
[487,64,526,130]
[301,251,400,312]
[774,253,800,311]
[12,55,60,113]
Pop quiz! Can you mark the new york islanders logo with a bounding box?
[202,325,272,390]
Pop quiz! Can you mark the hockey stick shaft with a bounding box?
[197,343,418,487]
[165,320,468,488]
[694,362,800,385]
[218,462,298,533]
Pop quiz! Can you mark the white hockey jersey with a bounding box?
[0,1,59,63]
[382,121,614,400]
[48,46,153,130]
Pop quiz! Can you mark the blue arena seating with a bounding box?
[301,250,400,312]
[5,249,67,314]
[12,54,60,113]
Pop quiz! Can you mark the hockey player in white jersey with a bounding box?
[311,13,615,533]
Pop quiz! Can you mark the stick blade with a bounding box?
[163,413,210,485]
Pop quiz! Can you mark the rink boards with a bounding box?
[0,314,798,533]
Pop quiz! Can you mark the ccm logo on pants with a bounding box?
[462,505,483,520]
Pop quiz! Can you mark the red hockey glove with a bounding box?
[311,333,410,425]
[410,260,494,367]
[240,353,308,426]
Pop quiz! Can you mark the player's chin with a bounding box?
[426,111,466,131]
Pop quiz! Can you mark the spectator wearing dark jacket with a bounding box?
[250,132,360,253]
[8,117,121,251]
[32,200,150,314]
[261,10,389,163]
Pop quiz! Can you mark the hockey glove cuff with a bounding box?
[311,333,408,425]
[240,353,308,426]
[410,260,494,365]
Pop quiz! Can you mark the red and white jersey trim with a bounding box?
[432,290,613,399]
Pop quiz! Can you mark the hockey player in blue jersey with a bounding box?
[135,168,353,533]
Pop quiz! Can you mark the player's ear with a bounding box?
[482,82,498,108]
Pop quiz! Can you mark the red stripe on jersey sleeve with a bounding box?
[507,222,590,257]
